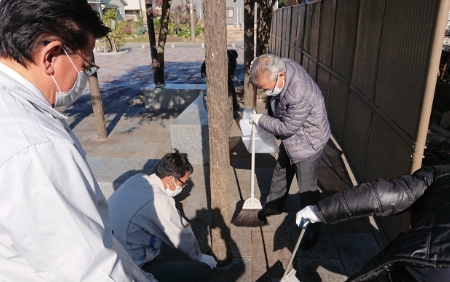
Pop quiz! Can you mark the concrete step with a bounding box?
[87,157,159,199]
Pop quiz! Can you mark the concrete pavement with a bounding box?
[58,44,384,281]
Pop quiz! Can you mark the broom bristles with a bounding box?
[232,209,267,227]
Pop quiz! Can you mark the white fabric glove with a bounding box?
[295,205,321,227]
[200,254,217,269]
[249,114,262,125]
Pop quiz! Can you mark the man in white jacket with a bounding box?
[0,0,155,281]
[108,150,216,282]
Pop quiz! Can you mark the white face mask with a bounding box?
[51,48,88,107]
[264,75,284,96]
[163,177,184,197]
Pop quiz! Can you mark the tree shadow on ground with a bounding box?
[249,139,378,281]
[200,164,247,281]
[164,165,247,281]
[58,61,211,135]
[111,159,160,191]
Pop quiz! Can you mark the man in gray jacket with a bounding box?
[249,54,330,249]
[108,150,216,282]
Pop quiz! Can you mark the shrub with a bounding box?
[101,9,125,52]
[195,26,203,36]
[153,17,161,32]
[177,23,190,38]
[170,0,200,37]
[137,15,144,27]
[137,26,147,36]
[168,22,175,35]
[123,27,132,34]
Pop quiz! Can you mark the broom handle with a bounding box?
[282,219,310,279]
[250,85,257,200]
[250,113,256,199]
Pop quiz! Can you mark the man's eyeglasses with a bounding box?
[174,177,187,188]
[63,45,100,77]
[257,75,279,94]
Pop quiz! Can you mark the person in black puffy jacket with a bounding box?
[201,49,239,109]
[296,165,450,281]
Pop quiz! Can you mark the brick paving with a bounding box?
[57,43,383,281]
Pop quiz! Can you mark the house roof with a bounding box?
[98,0,128,8]
[101,3,119,8]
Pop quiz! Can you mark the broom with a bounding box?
[271,218,311,282]
[232,119,266,227]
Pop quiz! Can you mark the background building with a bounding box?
[88,0,128,19]
[124,0,146,21]
[171,0,245,27]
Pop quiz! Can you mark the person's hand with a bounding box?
[200,254,217,269]
[250,114,262,125]
[295,205,321,227]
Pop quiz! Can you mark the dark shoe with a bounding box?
[257,209,268,222]
[300,223,321,250]
[257,205,282,222]
[257,195,287,222]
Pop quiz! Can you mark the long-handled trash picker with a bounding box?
[232,119,265,227]
[272,218,311,282]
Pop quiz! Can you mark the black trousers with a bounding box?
[142,260,212,282]
[228,74,238,109]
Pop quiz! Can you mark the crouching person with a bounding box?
[108,150,216,282]
[296,165,450,281]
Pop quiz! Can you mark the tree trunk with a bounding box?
[155,0,172,86]
[145,0,159,84]
[256,0,274,56]
[243,0,256,108]
[203,0,232,265]
[88,57,107,139]
[145,0,172,86]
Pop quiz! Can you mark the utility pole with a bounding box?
[190,0,195,41]
[203,0,232,265]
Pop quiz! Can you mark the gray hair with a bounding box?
[250,54,286,84]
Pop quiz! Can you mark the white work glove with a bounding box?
[200,254,217,269]
[295,205,321,227]
[249,114,262,125]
